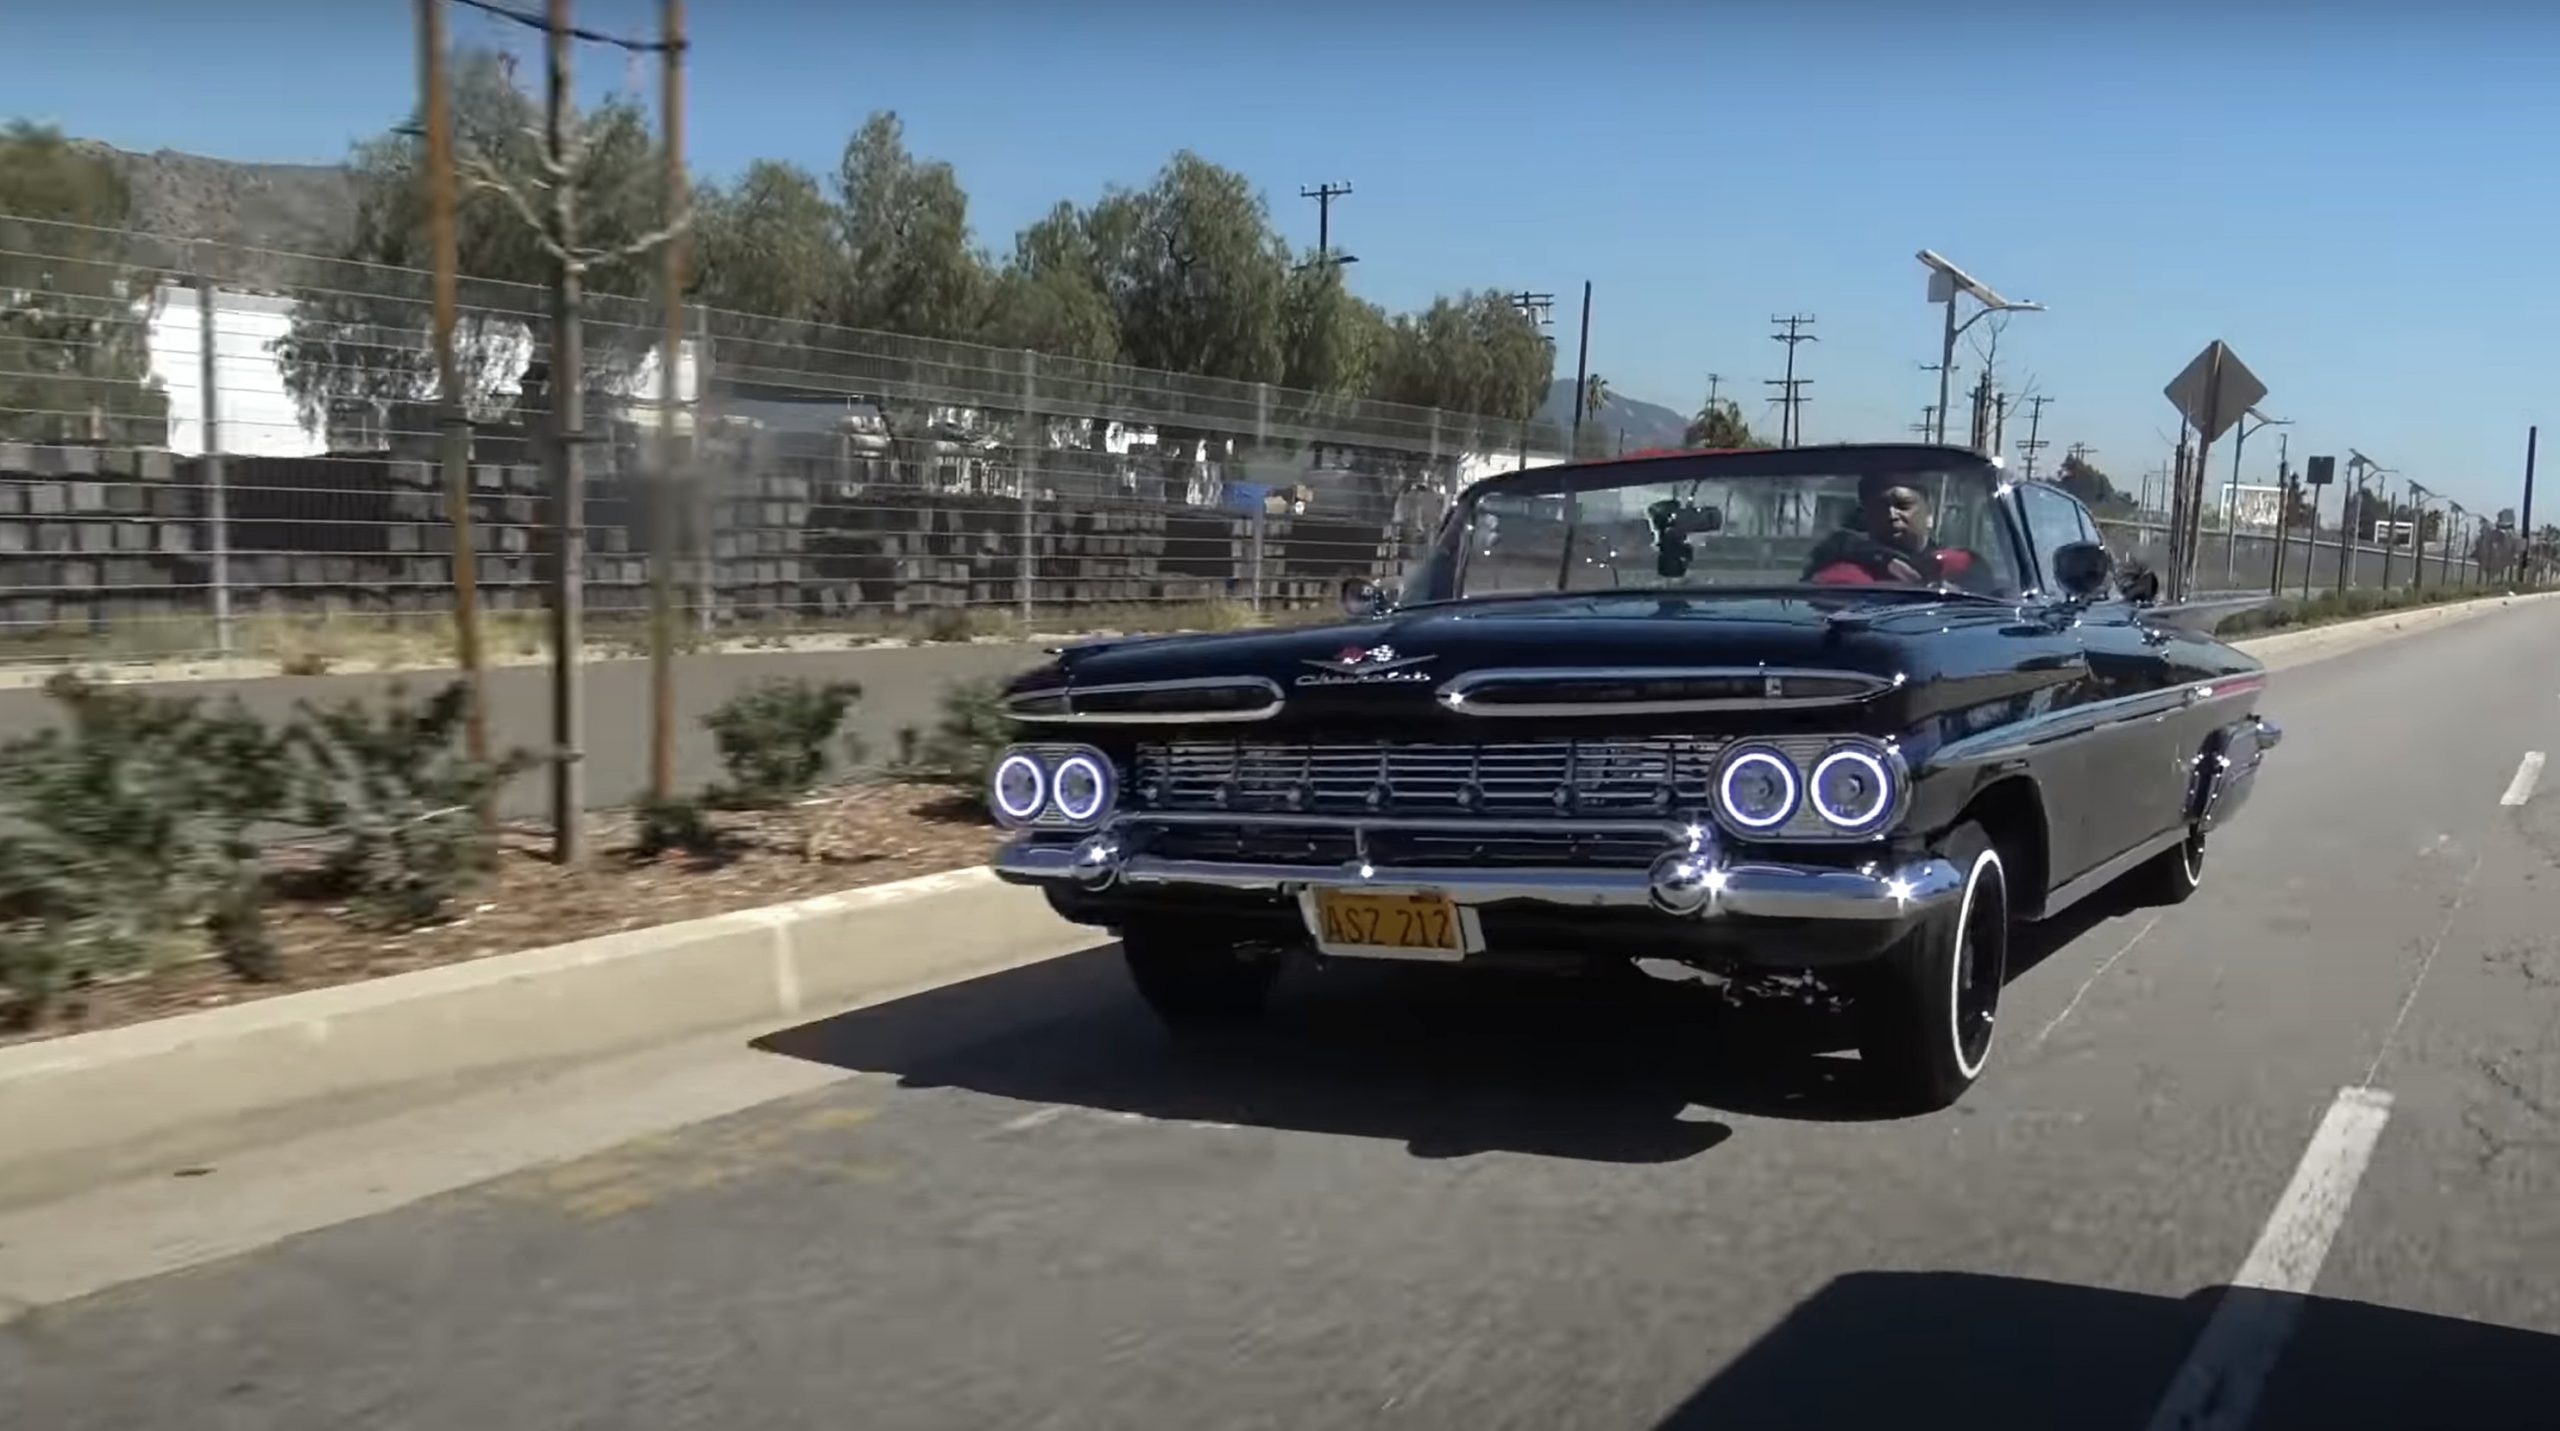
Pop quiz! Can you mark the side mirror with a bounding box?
[1340,576,1397,617]
[2051,541,2115,601]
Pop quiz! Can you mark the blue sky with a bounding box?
[7,0,2555,518]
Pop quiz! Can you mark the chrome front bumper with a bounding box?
[992,814,1963,924]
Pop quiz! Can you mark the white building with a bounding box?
[145,281,696,458]
[148,286,324,458]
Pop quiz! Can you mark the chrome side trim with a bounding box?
[2039,824,2186,921]
[1928,674,2262,770]
[1437,666,1902,718]
[1004,676,1286,725]
[1929,684,2175,767]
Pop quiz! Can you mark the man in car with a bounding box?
[1803,472,1998,591]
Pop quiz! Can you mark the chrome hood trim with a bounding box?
[1435,666,1904,718]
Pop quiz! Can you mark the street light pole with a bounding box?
[1934,299,1958,444]
[1917,250,2041,448]
[2406,482,2428,590]
[2223,411,2288,587]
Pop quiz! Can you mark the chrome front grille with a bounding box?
[1131,736,1725,818]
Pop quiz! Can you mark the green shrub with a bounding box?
[702,677,864,808]
[633,794,727,862]
[2219,579,2489,638]
[894,676,1022,788]
[0,675,289,1018]
[284,681,527,929]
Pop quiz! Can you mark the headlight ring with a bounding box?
[1715,745,1801,832]
[987,744,1118,829]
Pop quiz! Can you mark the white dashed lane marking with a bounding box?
[2499,751,2544,806]
[2141,1085,2396,1431]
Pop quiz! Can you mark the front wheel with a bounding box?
[1121,921,1284,1028]
[2129,823,2206,906]
[1856,822,2010,1111]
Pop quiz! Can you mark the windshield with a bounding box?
[1431,462,2024,601]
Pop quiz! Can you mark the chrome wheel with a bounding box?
[1948,848,2007,1080]
[1858,820,2009,1110]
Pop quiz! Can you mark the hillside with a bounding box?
[74,142,359,285]
[1536,380,1690,452]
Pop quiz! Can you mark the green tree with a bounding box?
[829,112,989,341]
[1280,261,1390,397]
[2056,453,2136,518]
[1087,152,1291,383]
[1369,289,1555,436]
[1682,396,1764,449]
[0,123,166,446]
[982,201,1119,363]
[690,159,843,330]
[273,48,676,444]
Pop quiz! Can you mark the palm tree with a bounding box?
[1685,397,1757,449]
[1581,373,1611,424]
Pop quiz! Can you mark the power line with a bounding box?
[1911,405,1938,438]
[450,0,678,51]
[1768,314,1816,447]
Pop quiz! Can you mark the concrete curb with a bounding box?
[0,867,1087,1210]
[2230,590,2560,671]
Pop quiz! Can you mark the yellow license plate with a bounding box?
[1309,889,1464,958]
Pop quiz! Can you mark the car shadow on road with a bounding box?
[753,889,2150,1159]
[1652,1269,2560,1430]
[758,948,1739,1162]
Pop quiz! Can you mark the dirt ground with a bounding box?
[4,781,1004,1048]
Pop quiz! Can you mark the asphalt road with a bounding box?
[9,602,2560,1429]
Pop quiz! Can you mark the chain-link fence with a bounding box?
[0,212,1555,669]
[2094,515,2507,601]
[0,211,2514,671]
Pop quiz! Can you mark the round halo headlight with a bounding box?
[1810,746,1894,831]
[989,750,1048,826]
[1717,747,1800,831]
[1052,752,1114,825]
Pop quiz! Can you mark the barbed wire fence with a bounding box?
[0,211,2500,673]
[0,211,1550,671]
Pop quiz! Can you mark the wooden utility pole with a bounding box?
[1767,314,1817,446]
[416,0,491,773]
[545,0,588,865]
[1298,182,1352,265]
[649,0,686,802]
[2016,395,2051,480]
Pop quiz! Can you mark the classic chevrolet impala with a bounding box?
[986,444,2282,1107]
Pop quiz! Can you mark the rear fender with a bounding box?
[2191,712,2283,832]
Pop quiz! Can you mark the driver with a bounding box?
[1803,472,1994,590]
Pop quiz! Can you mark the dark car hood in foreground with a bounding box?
[1023,590,2074,737]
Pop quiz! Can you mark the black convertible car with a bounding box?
[986,444,2283,1108]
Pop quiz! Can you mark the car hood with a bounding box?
[1026,591,2044,735]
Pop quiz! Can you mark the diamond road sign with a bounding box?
[2164,340,2268,446]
